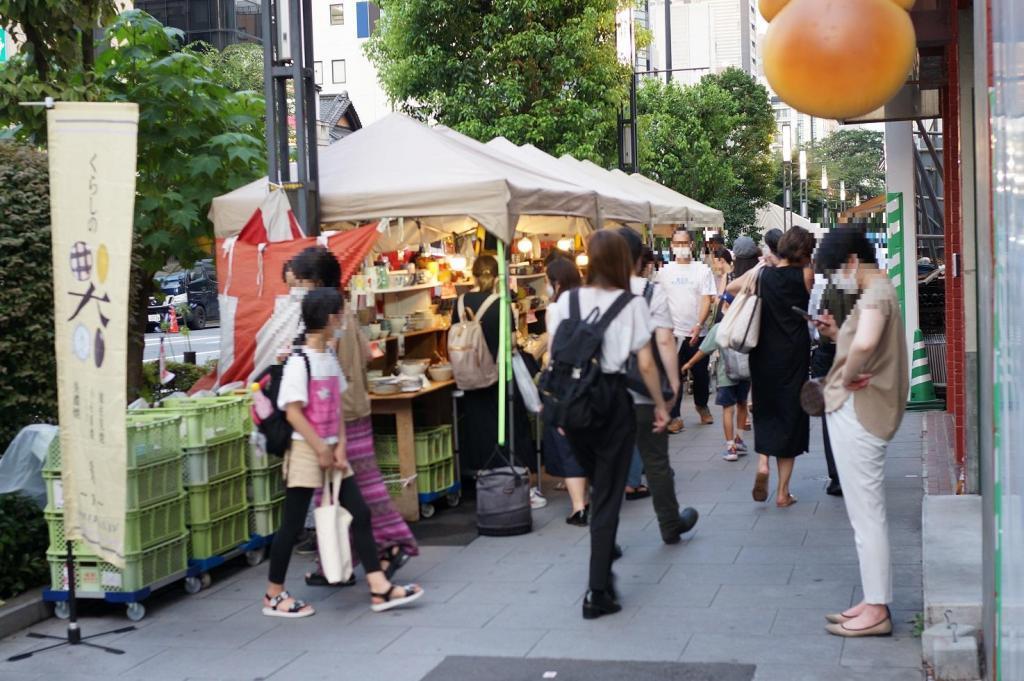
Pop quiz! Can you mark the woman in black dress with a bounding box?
[451,256,535,488]
[728,227,816,507]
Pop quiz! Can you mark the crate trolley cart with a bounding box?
[41,414,192,622]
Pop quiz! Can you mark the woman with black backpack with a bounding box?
[543,231,670,620]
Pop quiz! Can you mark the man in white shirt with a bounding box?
[619,229,699,543]
[656,230,718,432]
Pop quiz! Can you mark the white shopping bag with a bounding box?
[314,470,354,584]
[512,351,542,414]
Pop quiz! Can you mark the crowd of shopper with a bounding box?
[257,226,908,640]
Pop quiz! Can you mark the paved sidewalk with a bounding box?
[0,403,925,681]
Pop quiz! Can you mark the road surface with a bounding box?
[144,327,220,364]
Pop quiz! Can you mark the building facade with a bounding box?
[645,0,758,84]
[134,0,261,48]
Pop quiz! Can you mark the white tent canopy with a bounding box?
[626,172,725,228]
[210,113,610,243]
[479,137,653,227]
[755,202,823,235]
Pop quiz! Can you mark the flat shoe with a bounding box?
[752,472,769,502]
[825,617,893,638]
[825,612,853,624]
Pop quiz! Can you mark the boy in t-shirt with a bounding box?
[680,323,751,461]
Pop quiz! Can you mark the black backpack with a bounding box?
[625,281,675,401]
[540,289,633,431]
[251,350,311,456]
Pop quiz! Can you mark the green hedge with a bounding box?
[0,493,49,600]
[0,143,56,451]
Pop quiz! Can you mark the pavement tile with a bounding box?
[712,583,856,610]
[485,603,644,631]
[661,562,794,586]
[620,581,722,609]
[841,632,923,668]
[243,615,407,653]
[533,561,670,586]
[0,640,167,677]
[115,615,280,650]
[418,558,552,583]
[753,664,924,680]
[735,544,861,565]
[789,563,923,588]
[121,646,304,680]
[528,627,691,662]
[379,626,545,657]
[263,651,445,681]
[688,528,808,547]
[632,605,777,635]
[680,632,843,666]
[446,580,585,607]
[353,600,507,629]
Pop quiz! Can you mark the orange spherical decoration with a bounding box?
[759,0,790,21]
[892,0,915,9]
[763,0,917,119]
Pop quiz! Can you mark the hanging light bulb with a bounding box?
[517,236,533,255]
[449,255,467,272]
[575,253,589,267]
[820,166,829,191]
[557,238,573,252]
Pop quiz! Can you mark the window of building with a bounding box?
[314,61,323,85]
[330,3,344,25]
[355,1,380,38]
[332,59,346,84]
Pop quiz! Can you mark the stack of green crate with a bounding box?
[375,425,455,500]
[248,438,285,537]
[44,413,189,594]
[155,396,250,558]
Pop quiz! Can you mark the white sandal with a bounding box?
[370,584,424,613]
[262,590,315,618]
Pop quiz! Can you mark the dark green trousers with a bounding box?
[634,403,682,540]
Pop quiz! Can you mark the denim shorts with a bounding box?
[715,381,751,407]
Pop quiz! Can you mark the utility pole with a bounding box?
[663,0,672,83]
[261,0,320,235]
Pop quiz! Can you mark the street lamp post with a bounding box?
[781,123,793,230]
[820,165,829,229]
[839,180,847,221]
[798,149,808,218]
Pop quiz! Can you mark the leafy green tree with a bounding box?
[366,0,630,165]
[0,10,266,398]
[637,68,775,239]
[0,142,56,448]
[773,128,885,222]
[187,41,265,95]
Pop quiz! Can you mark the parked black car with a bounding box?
[147,260,220,332]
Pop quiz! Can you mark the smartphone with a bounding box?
[791,305,814,322]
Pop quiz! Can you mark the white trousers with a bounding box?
[825,398,893,604]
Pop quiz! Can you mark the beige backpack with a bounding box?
[448,293,499,390]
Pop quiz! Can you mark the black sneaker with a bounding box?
[295,535,318,555]
[566,508,589,527]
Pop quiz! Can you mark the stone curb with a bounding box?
[0,588,51,640]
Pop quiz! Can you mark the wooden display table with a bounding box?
[370,379,456,522]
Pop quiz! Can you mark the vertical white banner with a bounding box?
[48,102,138,568]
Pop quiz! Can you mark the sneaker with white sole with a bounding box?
[734,437,748,454]
[722,446,739,462]
[530,487,548,509]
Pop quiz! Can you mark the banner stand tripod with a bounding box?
[7,541,135,662]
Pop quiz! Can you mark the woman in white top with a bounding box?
[546,231,670,620]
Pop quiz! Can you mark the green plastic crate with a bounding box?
[44,414,182,473]
[184,436,247,485]
[380,458,455,496]
[186,471,247,523]
[45,493,187,555]
[374,425,453,468]
[250,499,284,536]
[188,507,249,558]
[248,463,285,505]
[48,533,188,593]
[248,437,282,471]
[43,456,183,513]
[153,396,248,448]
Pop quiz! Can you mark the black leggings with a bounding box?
[672,338,710,416]
[268,477,381,585]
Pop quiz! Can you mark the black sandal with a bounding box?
[625,485,651,501]
[381,546,410,580]
[370,583,424,613]
[262,590,314,618]
[304,572,357,587]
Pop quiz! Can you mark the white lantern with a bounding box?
[575,253,589,267]
[517,236,533,255]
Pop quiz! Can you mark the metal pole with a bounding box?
[663,0,672,83]
[630,71,639,175]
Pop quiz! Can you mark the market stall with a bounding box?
[210,114,653,523]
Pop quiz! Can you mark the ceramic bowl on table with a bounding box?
[398,359,430,377]
[370,383,400,396]
[367,323,382,339]
[428,364,453,382]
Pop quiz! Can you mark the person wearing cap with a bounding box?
[618,228,700,543]
[657,229,718,432]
